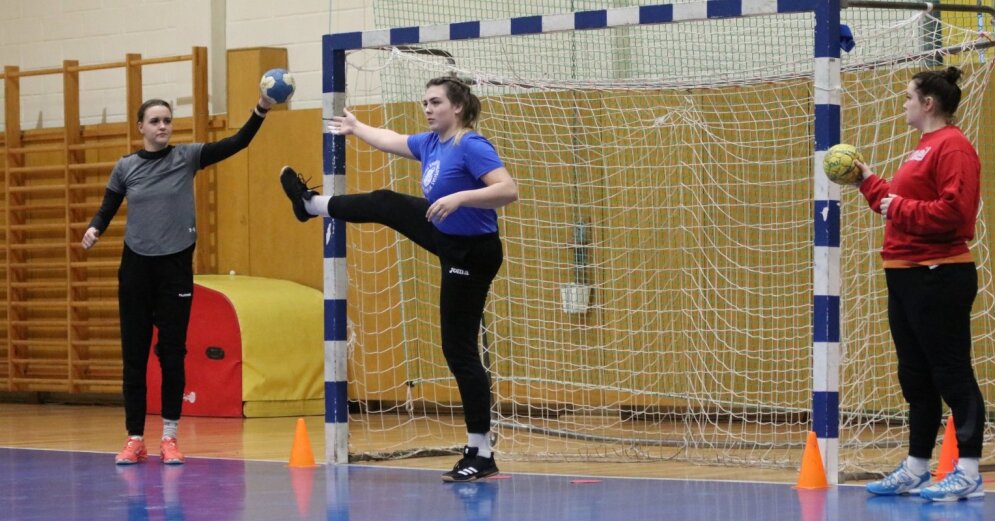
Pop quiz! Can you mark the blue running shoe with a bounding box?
[920,468,984,502]
[866,461,930,496]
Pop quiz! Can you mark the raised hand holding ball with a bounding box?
[259,68,296,104]
[823,143,864,185]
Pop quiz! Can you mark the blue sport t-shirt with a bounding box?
[406,131,504,236]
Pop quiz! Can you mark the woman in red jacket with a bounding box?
[858,67,985,502]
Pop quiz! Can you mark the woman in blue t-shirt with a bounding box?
[280,77,518,481]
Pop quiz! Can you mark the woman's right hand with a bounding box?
[82,227,100,250]
[853,160,872,187]
[328,108,358,136]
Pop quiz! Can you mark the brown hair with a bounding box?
[425,77,481,141]
[911,67,962,119]
[137,99,172,123]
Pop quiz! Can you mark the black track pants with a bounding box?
[328,190,503,433]
[118,243,194,436]
[886,263,985,458]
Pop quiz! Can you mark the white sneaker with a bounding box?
[920,468,984,502]
[865,461,930,495]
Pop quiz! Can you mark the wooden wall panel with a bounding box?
[214,129,251,277]
[240,109,324,288]
[227,47,288,126]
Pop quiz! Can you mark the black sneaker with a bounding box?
[280,166,318,222]
[442,446,499,482]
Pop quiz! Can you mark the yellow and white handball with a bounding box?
[823,143,864,185]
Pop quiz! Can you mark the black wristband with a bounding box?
[255,104,270,115]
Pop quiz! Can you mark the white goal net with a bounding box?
[335,4,995,476]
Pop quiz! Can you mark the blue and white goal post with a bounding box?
[320,0,843,479]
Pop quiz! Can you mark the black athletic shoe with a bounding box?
[280,166,318,222]
[442,446,499,482]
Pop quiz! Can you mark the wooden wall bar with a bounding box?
[0,130,7,390]
[0,49,213,393]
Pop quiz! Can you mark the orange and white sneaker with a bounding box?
[115,437,148,465]
[160,436,185,465]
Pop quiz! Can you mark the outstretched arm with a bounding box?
[199,97,273,169]
[328,108,414,159]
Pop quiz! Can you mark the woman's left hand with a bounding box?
[258,97,273,111]
[426,193,464,223]
[880,193,897,218]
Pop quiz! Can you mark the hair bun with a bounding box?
[943,66,962,85]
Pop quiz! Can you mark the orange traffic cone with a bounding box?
[289,418,317,468]
[933,415,958,480]
[795,431,830,489]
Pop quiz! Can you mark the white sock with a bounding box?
[468,432,492,458]
[305,195,330,217]
[163,419,179,440]
[905,456,930,476]
[129,435,144,441]
[956,458,980,478]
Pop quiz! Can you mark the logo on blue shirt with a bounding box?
[423,159,441,193]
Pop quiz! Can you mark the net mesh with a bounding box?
[335,3,995,475]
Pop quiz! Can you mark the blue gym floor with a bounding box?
[0,447,989,520]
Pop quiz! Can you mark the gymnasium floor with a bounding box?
[0,403,991,520]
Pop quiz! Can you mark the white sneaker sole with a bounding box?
[923,490,984,502]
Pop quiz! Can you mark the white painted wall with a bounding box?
[226,0,374,111]
[0,0,374,131]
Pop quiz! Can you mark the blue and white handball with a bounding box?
[259,68,296,104]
